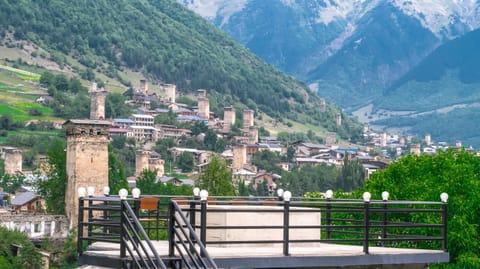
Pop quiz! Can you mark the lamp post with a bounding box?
[381,191,389,246]
[200,190,208,248]
[325,189,333,240]
[190,188,200,253]
[440,192,448,252]
[118,188,128,258]
[363,192,371,254]
[283,191,292,256]
[77,187,86,255]
[102,186,110,234]
[132,187,141,218]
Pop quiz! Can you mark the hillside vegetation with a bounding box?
[0,0,362,140]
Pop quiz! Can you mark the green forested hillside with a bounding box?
[0,0,362,140]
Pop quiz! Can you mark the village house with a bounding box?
[157,124,192,139]
[11,191,45,213]
[170,147,214,168]
[156,176,195,187]
[252,172,281,193]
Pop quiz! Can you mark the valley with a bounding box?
[181,0,480,147]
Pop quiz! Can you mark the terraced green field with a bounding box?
[0,65,61,123]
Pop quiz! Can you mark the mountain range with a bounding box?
[180,0,480,147]
[0,0,362,142]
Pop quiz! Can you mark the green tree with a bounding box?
[0,160,4,176]
[177,151,194,173]
[0,174,24,194]
[279,164,338,196]
[337,155,365,192]
[361,149,480,268]
[286,146,295,162]
[203,129,217,151]
[136,169,159,195]
[108,144,129,194]
[198,156,235,196]
[106,93,132,118]
[258,126,270,137]
[252,150,283,174]
[0,227,43,269]
[0,115,14,131]
[238,180,248,196]
[37,139,67,214]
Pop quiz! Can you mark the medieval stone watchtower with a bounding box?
[0,146,22,175]
[162,84,176,103]
[223,106,236,133]
[89,83,108,120]
[63,119,111,228]
[197,89,210,119]
[242,109,254,130]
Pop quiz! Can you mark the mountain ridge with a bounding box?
[180,0,480,146]
[0,0,363,141]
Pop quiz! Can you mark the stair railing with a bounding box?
[120,199,167,269]
[168,200,218,269]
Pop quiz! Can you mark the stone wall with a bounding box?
[0,214,68,239]
[196,204,321,247]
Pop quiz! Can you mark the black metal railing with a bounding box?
[78,196,123,254]
[78,196,167,269]
[168,200,218,269]
[163,196,448,255]
[78,194,448,261]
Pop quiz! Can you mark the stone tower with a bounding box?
[223,106,236,133]
[319,99,326,112]
[381,132,387,147]
[247,126,259,144]
[425,133,431,146]
[89,83,108,120]
[197,89,206,98]
[410,144,421,156]
[149,157,165,177]
[325,132,336,147]
[197,90,210,119]
[242,109,254,130]
[0,147,22,175]
[64,119,111,229]
[232,145,247,172]
[336,113,342,126]
[162,84,176,103]
[363,123,369,133]
[139,79,148,94]
[135,150,165,177]
[135,150,151,176]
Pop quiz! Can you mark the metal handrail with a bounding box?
[169,200,218,269]
[120,200,167,269]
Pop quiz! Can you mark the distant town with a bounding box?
[1,78,473,220]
